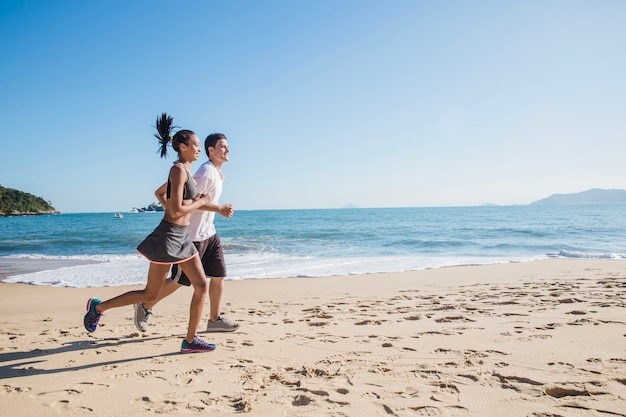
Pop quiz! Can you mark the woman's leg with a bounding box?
[96,263,170,313]
[179,255,208,343]
[143,279,182,310]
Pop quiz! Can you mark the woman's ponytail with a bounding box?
[154,113,175,158]
[154,113,196,158]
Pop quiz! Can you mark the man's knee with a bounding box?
[209,277,222,288]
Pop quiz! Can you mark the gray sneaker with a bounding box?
[133,303,152,332]
[206,316,240,332]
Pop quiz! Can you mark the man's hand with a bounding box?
[219,203,234,218]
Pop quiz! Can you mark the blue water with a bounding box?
[1,205,626,287]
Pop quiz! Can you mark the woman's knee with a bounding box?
[141,288,159,303]
[192,277,208,293]
[142,290,161,304]
[180,258,208,291]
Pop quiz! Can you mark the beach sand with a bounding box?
[0,259,624,416]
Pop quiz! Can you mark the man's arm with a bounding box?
[198,202,234,218]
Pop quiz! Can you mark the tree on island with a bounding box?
[0,185,59,216]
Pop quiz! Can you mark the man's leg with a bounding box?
[202,235,239,332]
[206,275,239,332]
[208,277,224,322]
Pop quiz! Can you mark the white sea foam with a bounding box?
[2,252,544,288]
[5,250,625,288]
[549,250,626,259]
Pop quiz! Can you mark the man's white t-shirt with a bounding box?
[187,160,222,242]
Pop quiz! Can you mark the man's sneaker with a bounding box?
[206,316,240,332]
[180,337,216,353]
[133,303,152,332]
[84,298,102,332]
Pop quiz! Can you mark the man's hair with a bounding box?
[205,133,227,156]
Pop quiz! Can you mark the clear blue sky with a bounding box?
[1,1,625,212]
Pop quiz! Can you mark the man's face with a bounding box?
[210,138,229,164]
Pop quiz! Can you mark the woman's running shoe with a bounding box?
[180,337,216,353]
[84,298,102,332]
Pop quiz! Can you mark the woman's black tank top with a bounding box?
[166,166,198,201]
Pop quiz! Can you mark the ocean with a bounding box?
[1,205,626,288]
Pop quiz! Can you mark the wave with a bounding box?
[3,253,142,262]
[548,250,626,260]
[3,249,625,288]
[2,252,542,288]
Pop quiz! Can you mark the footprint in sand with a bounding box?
[230,395,253,412]
[544,384,610,398]
[134,396,179,414]
[2,384,32,393]
[37,383,109,399]
[159,390,214,411]
[149,356,174,365]
[112,369,166,382]
[307,320,329,327]
[175,368,204,385]
[354,319,386,325]
[409,405,443,415]
[435,316,476,323]
[292,393,313,406]
[50,399,93,415]
[35,384,106,415]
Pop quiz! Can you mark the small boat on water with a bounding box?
[114,212,124,219]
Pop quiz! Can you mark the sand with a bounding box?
[0,259,624,416]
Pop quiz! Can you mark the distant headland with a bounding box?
[530,188,626,205]
[3,186,625,217]
[0,185,59,216]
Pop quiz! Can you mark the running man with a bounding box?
[134,133,239,333]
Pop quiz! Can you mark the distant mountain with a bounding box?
[531,188,626,205]
[0,185,59,216]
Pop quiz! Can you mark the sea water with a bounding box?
[1,205,626,287]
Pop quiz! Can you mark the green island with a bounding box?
[0,185,59,216]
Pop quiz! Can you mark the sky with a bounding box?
[1,0,625,212]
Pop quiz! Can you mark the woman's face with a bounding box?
[180,134,202,162]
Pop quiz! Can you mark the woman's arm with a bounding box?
[154,182,167,208]
[156,180,221,214]
[166,164,210,218]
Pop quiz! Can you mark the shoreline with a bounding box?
[0,257,101,282]
[1,259,625,416]
[1,253,550,288]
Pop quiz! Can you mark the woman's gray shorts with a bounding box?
[136,220,198,264]
[168,234,226,286]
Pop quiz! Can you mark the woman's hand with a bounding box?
[196,193,212,206]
